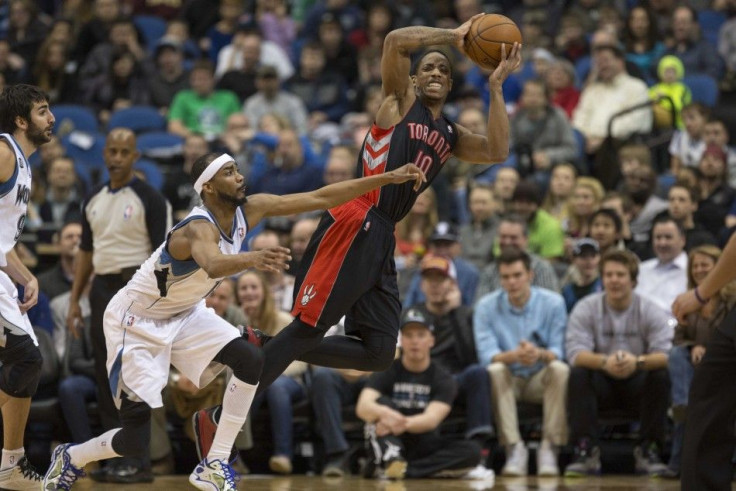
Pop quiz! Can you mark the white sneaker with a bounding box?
[465,464,495,480]
[0,456,43,490]
[189,458,238,490]
[501,441,528,476]
[536,440,559,476]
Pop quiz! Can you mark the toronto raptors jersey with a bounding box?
[358,99,458,221]
[0,134,32,260]
[123,205,247,319]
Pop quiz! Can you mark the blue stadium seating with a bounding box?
[136,132,184,160]
[108,106,167,133]
[684,74,719,107]
[51,105,98,135]
[135,158,164,191]
[698,10,726,47]
[61,131,106,169]
[133,15,168,53]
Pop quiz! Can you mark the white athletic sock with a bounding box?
[1,448,24,470]
[207,377,257,461]
[68,429,122,468]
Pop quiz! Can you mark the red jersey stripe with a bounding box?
[291,202,370,326]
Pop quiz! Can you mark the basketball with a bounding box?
[464,14,522,70]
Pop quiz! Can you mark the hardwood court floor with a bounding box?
[64,474,722,490]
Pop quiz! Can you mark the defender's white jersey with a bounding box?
[0,134,32,260]
[123,205,248,319]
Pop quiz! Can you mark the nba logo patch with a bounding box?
[126,315,135,326]
[238,227,245,238]
[123,205,133,220]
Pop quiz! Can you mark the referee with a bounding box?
[67,128,171,482]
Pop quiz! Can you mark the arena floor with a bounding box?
[63,474,702,490]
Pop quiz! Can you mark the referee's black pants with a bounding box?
[90,273,128,431]
[681,308,736,491]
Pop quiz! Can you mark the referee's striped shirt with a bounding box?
[81,177,171,275]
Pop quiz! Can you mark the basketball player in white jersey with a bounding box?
[43,152,425,490]
[0,84,55,489]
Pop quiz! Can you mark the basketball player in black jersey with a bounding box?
[194,15,522,458]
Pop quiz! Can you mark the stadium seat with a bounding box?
[135,158,164,190]
[61,131,106,169]
[51,105,98,135]
[698,10,726,47]
[136,131,184,160]
[684,74,719,107]
[133,15,167,53]
[574,56,592,89]
[108,106,167,133]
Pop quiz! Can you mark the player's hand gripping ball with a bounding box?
[464,14,522,70]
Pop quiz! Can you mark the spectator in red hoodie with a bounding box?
[546,57,580,120]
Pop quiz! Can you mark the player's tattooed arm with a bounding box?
[244,164,426,226]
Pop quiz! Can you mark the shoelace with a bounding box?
[18,459,41,481]
[56,462,85,490]
[217,461,239,486]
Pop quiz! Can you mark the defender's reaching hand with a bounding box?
[387,164,427,191]
[250,247,292,273]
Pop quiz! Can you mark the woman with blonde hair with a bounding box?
[565,176,605,239]
[236,270,307,475]
[542,162,578,223]
[665,245,736,478]
[394,186,438,270]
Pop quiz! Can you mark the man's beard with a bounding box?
[629,188,651,206]
[216,189,247,206]
[27,120,51,146]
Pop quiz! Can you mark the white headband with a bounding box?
[194,154,234,194]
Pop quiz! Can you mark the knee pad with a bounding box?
[112,398,152,457]
[215,337,264,384]
[0,339,42,398]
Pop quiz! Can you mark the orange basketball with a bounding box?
[464,14,522,70]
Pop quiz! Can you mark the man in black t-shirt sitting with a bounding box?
[407,254,493,443]
[355,309,481,480]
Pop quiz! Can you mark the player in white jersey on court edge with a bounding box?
[0,84,55,490]
[42,151,425,490]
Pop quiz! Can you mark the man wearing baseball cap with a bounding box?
[407,254,494,449]
[403,222,479,308]
[356,307,482,480]
[561,238,602,312]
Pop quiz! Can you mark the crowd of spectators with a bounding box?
[6,0,736,482]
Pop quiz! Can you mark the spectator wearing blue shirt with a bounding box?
[249,128,323,195]
[662,6,724,80]
[473,248,569,477]
[561,238,603,312]
[285,41,351,124]
[402,222,479,308]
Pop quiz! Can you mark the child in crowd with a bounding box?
[649,55,691,129]
[669,102,709,174]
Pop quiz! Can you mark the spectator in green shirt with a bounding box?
[508,181,566,260]
[168,59,240,141]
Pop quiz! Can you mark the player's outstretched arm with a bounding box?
[183,220,291,278]
[246,164,426,225]
[673,231,736,322]
[454,42,522,164]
